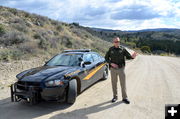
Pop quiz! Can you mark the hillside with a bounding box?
[0,5,179,63]
[88,27,180,55]
[0,6,111,62]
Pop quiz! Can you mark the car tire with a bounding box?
[102,66,108,80]
[67,79,77,104]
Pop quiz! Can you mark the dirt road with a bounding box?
[0,55,180,119]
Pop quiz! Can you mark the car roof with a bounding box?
[63,49,91,53]
[62,51,98,55]
[61,49,98,55]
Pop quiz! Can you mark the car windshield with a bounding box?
[46,53,83,67]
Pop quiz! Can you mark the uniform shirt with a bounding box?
[105,45,133,68]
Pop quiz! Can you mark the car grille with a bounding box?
[17,81,42,91]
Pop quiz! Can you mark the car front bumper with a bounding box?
[10,82,68,104]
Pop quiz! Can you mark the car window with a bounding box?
[46,54,82,66]
[91,53,100,61]
[83,54,94,63]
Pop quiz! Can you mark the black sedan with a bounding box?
[10,49,108,104]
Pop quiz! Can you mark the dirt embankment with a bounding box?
[0,57,47,99]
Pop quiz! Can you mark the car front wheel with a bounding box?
[67,79,77,104]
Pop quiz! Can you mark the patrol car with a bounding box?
[10,49,108,104]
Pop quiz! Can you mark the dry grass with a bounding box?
[0,6,111,62]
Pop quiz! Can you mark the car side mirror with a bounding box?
[84,61,91,65]
[82,61,91,67]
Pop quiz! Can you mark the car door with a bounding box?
[91,53,105,81]
[81,53,96,90]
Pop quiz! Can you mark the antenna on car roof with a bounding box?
[63,49,91,53]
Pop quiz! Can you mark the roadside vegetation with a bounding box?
[0,6,179,62]
[0,6,111,62]
[87,28,180,55]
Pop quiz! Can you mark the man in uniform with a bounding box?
[105,37,137,104]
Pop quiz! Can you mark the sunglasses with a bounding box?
[113,41,120,43]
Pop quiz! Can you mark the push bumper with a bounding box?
[10,82,41,104]
[10,82,68,104]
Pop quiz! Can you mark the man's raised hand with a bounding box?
[132,52,137,59]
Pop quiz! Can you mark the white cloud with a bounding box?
[0,0,180,30]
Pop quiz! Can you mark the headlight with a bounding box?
[45,80,64,87]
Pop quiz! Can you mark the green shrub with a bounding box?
[61,36,73,48]
[0,50,23,61]
[125,42,136,48]
[0,11,13,17]
[33,33,42,39]
[51,20,59,26]
[33,15,50,26]
[49,37,60,48]
[72,29,82,37]
[24,12,32,18]
[0,24,6,36]
[56,25,64,32]
[1,31,29,46]
[18,42,38,54]
[85,34,89,38]
[62,23,69,26]
[38,38,50,50]
[71,22,79,27]
[160,53,169,56]
[0,51,11,61]
[11,23,28,32]
[9,8,18,15]
[11,50,24,60]
[33,29,49,39]
[11,17,25,24]
[10,18,28,32]
[140,46,151,53]
[54,31,59,36]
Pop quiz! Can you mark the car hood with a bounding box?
[17,66,80,82]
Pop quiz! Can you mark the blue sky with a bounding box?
[0,0,180,30]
